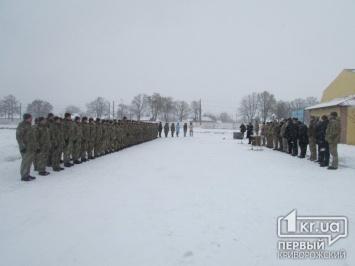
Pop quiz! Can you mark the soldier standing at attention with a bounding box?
[49,116,65,172]
[72,116,82,164]
[171,123,175,137]
[46,113,54,167]
[62,113,74,167]
[307,115,317,161]
[158,122,163,137]
[81,117,90,162]
[16,113,37,181]
[88,118,96,159]
[176,122,180,137]
[35,117,51,176]
[326,112,341,170]
[164,122,169,137]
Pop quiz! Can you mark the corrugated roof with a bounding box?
[305,95,355,110]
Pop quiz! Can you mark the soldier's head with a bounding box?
[74,116,80,123]
[65,113,72,120]
[82,117,88,123]
[38,117,46,124]
[47,113,54,119]
[89,118,94,124]
[321,115,328,121]
[292,118,298,124]
[53,116,60,123]
[310,115,315,121]
[96,118,101,124]
[330,112,338,118]
[23,113,32,123]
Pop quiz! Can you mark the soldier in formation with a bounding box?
[15,113,159,181]
[259,113,341,170]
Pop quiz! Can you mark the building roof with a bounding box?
[305,95,355,110]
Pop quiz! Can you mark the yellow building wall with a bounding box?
[321,70,355,102]
[309,106,348,144]
[347,107,355,145]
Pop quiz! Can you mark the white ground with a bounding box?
[0,127,354,266]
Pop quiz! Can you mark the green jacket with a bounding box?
[49,123,64,148]
[73,122,83,143]
[16,121,37,152]
[62,119,74,141]
[325,117,341,143]
[35,123,51,150]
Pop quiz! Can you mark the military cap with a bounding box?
[38,117,45,123]
[65,113,71,118]
[23,113,32,121]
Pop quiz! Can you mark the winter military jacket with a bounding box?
[73,122,83,143]
[285,123,299,140]
[62,119,74,142]
[35,123,51,150]
[95,123,102,141]
[313,123,322,144]
[240,124,246,133]
[307,120,316,139]
[325,117,341,144]
[280,122,287,138]
[81,122,90,142]
[298,124,309,144]
[254,122,259,133]
[16,121,37,152]
[49,123,64,148]
[158,123,163,132]
[319,119,329,143]
[89,123,96,142]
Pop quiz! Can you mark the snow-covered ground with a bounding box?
[0,127,354,266]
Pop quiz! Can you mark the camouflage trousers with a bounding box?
[37,149,50,172]
[88,141,95,158]
[81,141,88,159]
[63,140,73,163]
[52,147,62,169]
[309,138,317,160]
[20,151,35,178]
[47,148,53,166]
[267,136,273,148]
[72,140,81,161]
[273,136,279,149]
[282,138,288,152]
[329,142,338,168]
[94,139,101,156]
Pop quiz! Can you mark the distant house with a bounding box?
[305,69,355,145]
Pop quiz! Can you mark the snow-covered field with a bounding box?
[0,127,354,266]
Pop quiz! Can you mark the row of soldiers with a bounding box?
[259,112,341,170]
[16,112,158,181]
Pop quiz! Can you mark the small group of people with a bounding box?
[16,113,158,181]
[240,112,341,170]
[158,122,194,138]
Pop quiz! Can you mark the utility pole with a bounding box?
[199,99,202,125]
[112,101,115,119]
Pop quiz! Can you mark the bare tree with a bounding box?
[129,94,148,121]
[290,98,307,110]
[257,91,276,123]
[146,93,162,121]
[274,100,292,121]
[161,97,175,122]
[117,103,129,119]
[86,97,109,118]
[190,101,200,121]
[238,92,259,123]
[27,99,53,118]
[204,112,218,122]
[174,100,190,122]
[305,97,319,107]
[1,95,21,120]
[65,105,81,114]
[219,112,234,123]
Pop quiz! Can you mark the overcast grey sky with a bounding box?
[1,0,355,115]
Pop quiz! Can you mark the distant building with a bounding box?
[306,69,355,145]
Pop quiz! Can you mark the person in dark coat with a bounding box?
[183,123,188,137]
[246,123,254,144]
[298,122,309,158]
[158,122,163,137]
[318,115,330,167]
[239,123,246,137]
[171,123,175,137]
[313,119,322,163]
[285,118,299,156]
[164,122,169,137]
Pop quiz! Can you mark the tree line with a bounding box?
[238,91,319,123]
[0,92,319,123]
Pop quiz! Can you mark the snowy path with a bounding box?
[0,129,354,266]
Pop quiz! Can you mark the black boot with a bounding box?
[28,174,36,180]
[39,171,50,176]
[21,176,31,181]
[64,162,72,167]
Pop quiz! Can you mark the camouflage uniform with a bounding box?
[72,119,82,163]
[35,123,51,172]
[81,119,90,161]
[325,116,341,169]
[49,120,64,170]
[89,120,96,159]
[95,120,102,157]
[16,119,37,179]
[62,118,74,165]
[308,118,317,161]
